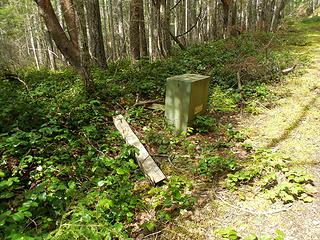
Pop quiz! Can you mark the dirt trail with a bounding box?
[158,19,320,240]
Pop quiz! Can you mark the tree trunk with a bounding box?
[74,0,93,91]
[86,0,107,68]
[274,0,287,29]
[130,0,141,60]
[59,0,78,49]
[35,0,80,68]
[34,0,93,92]
[139,0,148,57]
[118,0,127,57]
[108,0,117,60]
[221,0,232,38]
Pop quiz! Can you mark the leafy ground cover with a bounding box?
[0,15,316,239]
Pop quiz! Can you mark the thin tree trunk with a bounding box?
[118,0,127,57]
[47,31,57,69]
[29,24,40,69]
[108,0,117,60]
[139,0,148,57]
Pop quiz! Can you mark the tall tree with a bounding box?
[154,0,171,57]
[129,0,148,60]
[34,0,93,91]
[86,0,107,68]
[221,0,232,38]
[130,0,141,60]
[59,0,78,48]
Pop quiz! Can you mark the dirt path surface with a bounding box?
[157,18,320,240]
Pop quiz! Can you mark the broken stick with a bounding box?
[113,115,166,184]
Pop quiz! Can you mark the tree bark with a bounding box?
[221,0,232,38]
[86,0,107,68]
[118,0,127,57]
[34,0,93,92]
[35,0,81,69]
[273,0,288,29]
[139,0,148,57]
[59,0,78,49]
[108,0,117,60]
[130,0,141,60]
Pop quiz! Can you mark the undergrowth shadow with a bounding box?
[266,95,318,148]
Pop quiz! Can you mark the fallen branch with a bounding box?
[281,65,297,75]
[3,74,30,92]
[142,230,163,239]
[133,99,164,107]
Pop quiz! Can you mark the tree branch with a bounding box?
[170,0,183,11]
[169,30,186,50]
[175,9,203,38]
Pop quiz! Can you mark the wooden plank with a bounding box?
[113,115,166,184]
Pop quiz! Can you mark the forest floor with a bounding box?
[2,12,320,240]
[157,17,320,240]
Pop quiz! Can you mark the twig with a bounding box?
[142,230,163,239]
[4,74,30,92]
[169,30,186,50]
[26,217,38,228]
[133,99,163,107]
[16,76,30,92]
[83,133,105,156]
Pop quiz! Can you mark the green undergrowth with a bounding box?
[215,226,285,240]
[0,17,316,239]
[225,149,316,203]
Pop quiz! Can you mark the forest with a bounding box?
[1,0,320,239]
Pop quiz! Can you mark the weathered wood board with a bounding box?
[113,115,166,184]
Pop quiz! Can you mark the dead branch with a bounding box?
[3,74,30,92]
[169,30,187,50]
[142,230,163,239]
[133,99,164,107]
[170,0,183,10]
[282,65,297,74]
[175,9,203,38]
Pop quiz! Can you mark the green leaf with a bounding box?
[243,234,258,240]
[274,229,285,240]
[22,201,38,209]
[97,180,105,187]
[0,191,15,199]
[113,223,124,232]
[116,168,128,175]
[145,222,156,232]
[259,235,272,240]
[11,212,25,222]
[0,210,11,226]
[302,196,314,203]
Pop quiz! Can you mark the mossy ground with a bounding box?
[154,15,320,240]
